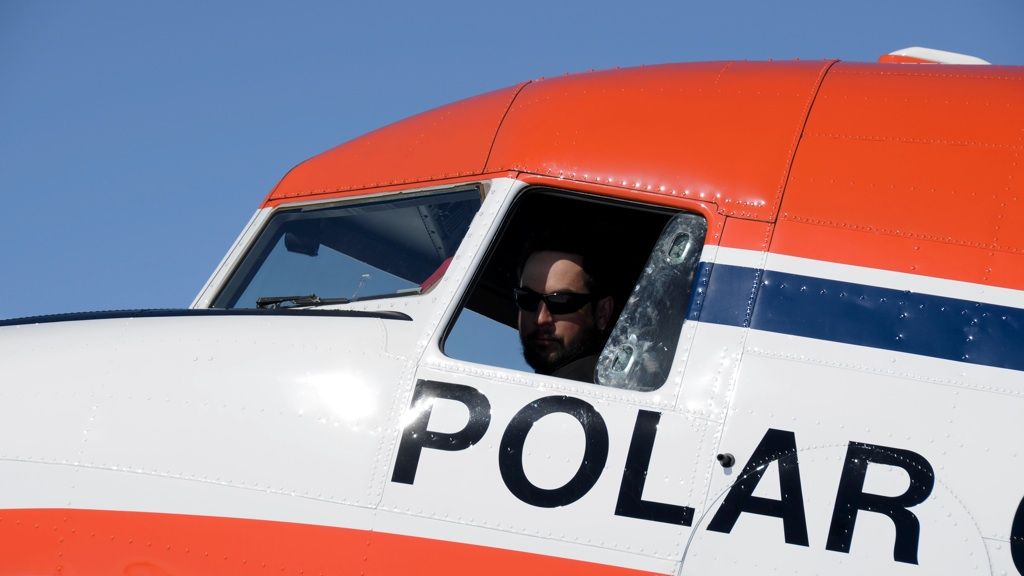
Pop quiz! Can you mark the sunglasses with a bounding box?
[513,287,596,315]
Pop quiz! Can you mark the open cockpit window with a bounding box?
[213,187,481,308]
[444,188,706,391]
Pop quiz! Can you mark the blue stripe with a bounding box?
[697,264,1024,372]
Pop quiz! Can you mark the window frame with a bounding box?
[208,184,485,309]
[435,181,716,396]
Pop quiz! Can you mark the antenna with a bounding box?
[879,47,991,65]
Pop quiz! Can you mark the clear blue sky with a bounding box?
[2,0,1022,320]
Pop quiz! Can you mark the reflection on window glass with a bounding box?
[595,212,707,391]
[214,188,481,308]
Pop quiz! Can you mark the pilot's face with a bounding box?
[517,251,608,375]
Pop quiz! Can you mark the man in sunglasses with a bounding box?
[515,249,615,382]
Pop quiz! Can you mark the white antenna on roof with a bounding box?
[879,47,991,65]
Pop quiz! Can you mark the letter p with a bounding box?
[391,380,491,485]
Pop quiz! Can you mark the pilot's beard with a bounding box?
[521,327,604,376]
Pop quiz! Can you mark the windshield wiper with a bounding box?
[255,294,352,309]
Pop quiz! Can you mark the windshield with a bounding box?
[213,188,481,308]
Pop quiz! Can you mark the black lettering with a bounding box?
[499,395,608,508]
[391,380,490,484]
[1010,493,1024,574]
[825,442,934,564]
[614,410,694,525]
[706,428,809,546]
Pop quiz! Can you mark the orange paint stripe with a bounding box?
[266,83,527,203]
[771,218,1024,291]
[720,218,773,251]
[0,508,662,576]
[514,174,721,215]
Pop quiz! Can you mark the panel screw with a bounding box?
[716,453,735,468]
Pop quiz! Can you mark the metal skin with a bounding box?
[2,60,1023,575]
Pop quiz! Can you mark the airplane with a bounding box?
[1,46,1022,575]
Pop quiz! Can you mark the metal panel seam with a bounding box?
[482,81,533,172]
[766,59,840,221]
[801,131,1024,150]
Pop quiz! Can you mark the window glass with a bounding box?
[595,212,707,390]
[214,188,481,308]
[444,188,705,390]
[445,308,531,372]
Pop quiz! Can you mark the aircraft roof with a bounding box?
[264,60,1024,226]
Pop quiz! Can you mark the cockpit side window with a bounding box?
[595,212,706,390]
[443,188,706,391]
[213,188,481,308]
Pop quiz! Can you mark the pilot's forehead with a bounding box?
[521,252,589,292]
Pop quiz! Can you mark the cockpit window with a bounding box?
[213,188,481,308]
[444,188,706,391]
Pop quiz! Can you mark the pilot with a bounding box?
[515,247,615,382]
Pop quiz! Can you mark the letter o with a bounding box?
[499,395,609,508]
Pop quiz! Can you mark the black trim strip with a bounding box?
[0,308,412,327]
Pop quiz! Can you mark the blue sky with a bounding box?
[2,0,1022,320]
